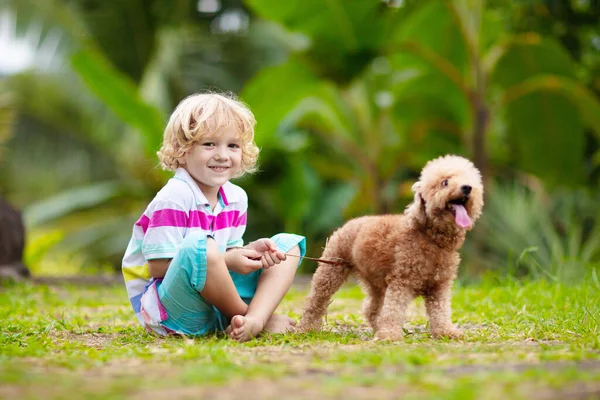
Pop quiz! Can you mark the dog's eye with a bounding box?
[441,179,448,187]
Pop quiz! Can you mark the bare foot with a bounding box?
[225,315,263,342]
[264,314,297,334]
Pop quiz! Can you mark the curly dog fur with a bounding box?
[297,155,484,340]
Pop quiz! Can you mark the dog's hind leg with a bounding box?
[297,261,351,332]
[362,282,385,332]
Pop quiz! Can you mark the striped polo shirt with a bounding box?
[122,168,247,333]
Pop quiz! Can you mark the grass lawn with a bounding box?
[1,276,599,399]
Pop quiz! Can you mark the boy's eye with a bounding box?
[202,142,215,147]
[228,143,240,149]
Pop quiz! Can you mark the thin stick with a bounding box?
[229,246,348,267]
[284,252,347,267]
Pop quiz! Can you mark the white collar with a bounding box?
[173,168,239,206]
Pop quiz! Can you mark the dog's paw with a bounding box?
[431,327,463,340]
[296,320,322,333]
[374,330,404,341]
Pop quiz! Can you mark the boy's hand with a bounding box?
[245,239,287,269]
[224,248,263,275]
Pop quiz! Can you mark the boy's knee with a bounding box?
[287,244,301,256]
[178,235,223,274]
[270,233,305,257]
[206,237,224,266]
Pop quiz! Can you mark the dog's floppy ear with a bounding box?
[405,181,426,226]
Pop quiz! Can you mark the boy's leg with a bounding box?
[201,237,248,319]
[158,234,248,335]
[228,244,301,341]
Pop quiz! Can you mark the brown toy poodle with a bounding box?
[297,155,484,340]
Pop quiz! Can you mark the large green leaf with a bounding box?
[479,8,506,54]
[280,84,355,139]
[241,60,319,145]
[391,67,470,127]
[4,72,165,206]
[387,2,472,124]
[275,157,318,233]
[7,72,124,156]
[502,75,600,141]
[245,0,385,51]
[385,66,469,169]
[487,35,597,186]
[0,0,89,46]
[71,49,165,157]
[245,0,392,82]
[390,1,470,76]
[503,92,584,186]
[278,83,368,164]
[304,181,356,235]
[23,181,124,227]
[57,214,133,259]
[488,35,575,88]
[499,75,600,185]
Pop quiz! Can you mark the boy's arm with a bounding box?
[148,258,172,279]
[142,199,189,278]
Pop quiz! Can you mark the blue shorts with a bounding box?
[156,232,306,336]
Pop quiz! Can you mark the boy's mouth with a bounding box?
[209,166,229,172]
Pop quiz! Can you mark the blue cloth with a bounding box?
[157,232,306,336]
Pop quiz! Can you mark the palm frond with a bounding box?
[23,181,124,227]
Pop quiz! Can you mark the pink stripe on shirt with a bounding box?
[138,209,246,233]
[189,210,245,231]
[135,214,150,234]
[150,209,188,229]
[189,210,213,230]
[214,211,246,230]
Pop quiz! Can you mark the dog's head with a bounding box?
[405,155,483,231]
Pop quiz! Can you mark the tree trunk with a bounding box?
[471,57,489,184]
[0,197,30,280]
[472,94,489,182]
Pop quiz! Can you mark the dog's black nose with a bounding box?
[461,185,472,195]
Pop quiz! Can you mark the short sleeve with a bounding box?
[226,191,248,249]
[142,200,188,260]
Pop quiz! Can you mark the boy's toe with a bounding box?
[228,315,246,340]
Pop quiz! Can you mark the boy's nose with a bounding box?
[215,146,229,160]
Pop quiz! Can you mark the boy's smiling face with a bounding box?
[180,127,243,201]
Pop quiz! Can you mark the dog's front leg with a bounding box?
[374,283,413,341]
[424,282,463,339]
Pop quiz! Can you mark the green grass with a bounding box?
[1,277,599,399]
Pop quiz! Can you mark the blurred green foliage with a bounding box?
[0,0,599,279]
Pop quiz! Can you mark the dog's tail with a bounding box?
[298,254,349,268]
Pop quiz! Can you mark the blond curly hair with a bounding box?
[157,93,259,177]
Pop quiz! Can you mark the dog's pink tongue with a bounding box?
[451,204,471,228]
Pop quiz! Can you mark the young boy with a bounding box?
[122,93,306,341]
